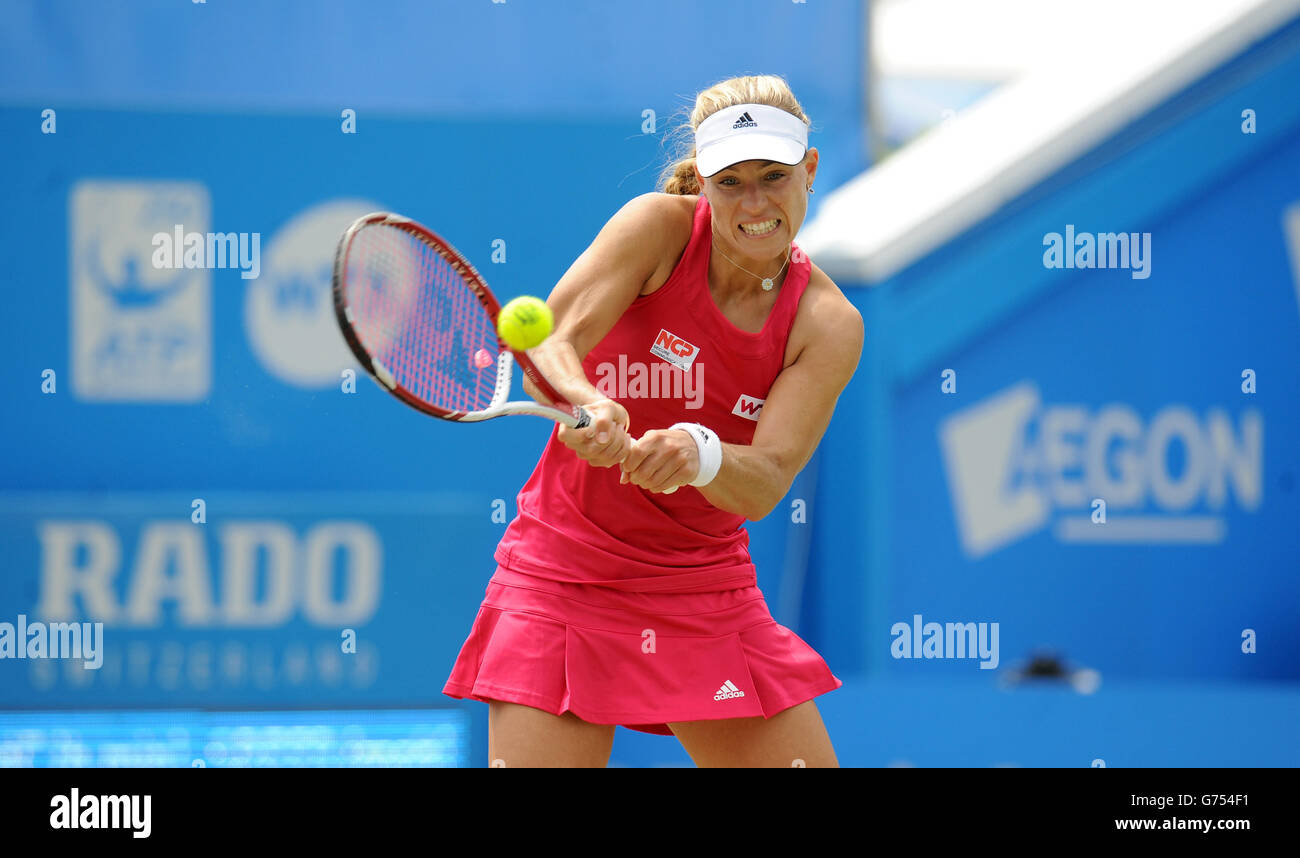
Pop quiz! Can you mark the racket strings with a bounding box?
[345,225,500,413]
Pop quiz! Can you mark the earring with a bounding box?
[807,186,815,194]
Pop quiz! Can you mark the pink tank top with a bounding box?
[495,194,811,593]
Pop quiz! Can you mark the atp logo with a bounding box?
[70,180,212,402]
[938,382,1262,558]
[650,329,699,371]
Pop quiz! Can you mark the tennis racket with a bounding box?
[333,212,591,429]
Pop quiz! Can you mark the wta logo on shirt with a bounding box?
[732,394,765,421]
[650,328,700,371]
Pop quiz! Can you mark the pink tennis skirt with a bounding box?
[442,566,842,735]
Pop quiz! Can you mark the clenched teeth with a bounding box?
[740,219,780,236]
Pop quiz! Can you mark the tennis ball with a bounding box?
[497,296,553,350]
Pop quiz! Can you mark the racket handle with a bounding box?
[572,406,592,430]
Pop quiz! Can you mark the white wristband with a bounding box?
[670,422,723,487]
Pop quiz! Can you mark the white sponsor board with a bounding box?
[245,199,384,388]
[70,181,211,401]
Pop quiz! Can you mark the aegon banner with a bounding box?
[882,128,1300,681]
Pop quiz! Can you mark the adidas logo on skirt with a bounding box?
[713,680,746,701]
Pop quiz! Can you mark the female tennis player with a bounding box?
[443,74,863,767]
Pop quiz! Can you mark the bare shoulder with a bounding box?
[616,190,696,222]
[784,260,864,370]
[607,191,694,240]
[562,192,697,301]
[631,193,698,296]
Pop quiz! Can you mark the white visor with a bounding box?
[694,103,809,178]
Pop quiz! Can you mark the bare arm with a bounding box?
[521,192,688,464]
[621,282,864,519]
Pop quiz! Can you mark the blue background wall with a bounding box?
[808,12,1300,686]
[3,0,1298,767]
[0,0,865,767]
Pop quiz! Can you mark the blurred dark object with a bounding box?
[1000,650,1101,694]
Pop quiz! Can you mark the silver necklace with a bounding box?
[711,237,790,292]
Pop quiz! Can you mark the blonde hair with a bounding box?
[658,74,812,196]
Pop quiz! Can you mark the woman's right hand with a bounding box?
[558,398,632,469]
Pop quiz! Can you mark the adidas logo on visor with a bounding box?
[731,111,757,129]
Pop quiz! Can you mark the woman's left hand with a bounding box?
[619,429,699,493]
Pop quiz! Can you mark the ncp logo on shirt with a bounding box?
[650,328,699,371]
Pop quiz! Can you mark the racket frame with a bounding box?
[333,212,590,429]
